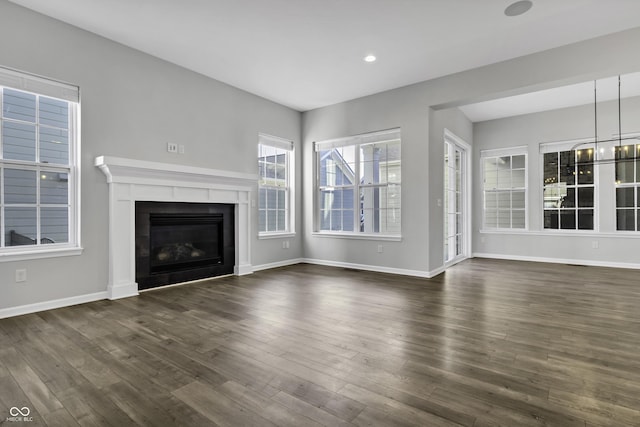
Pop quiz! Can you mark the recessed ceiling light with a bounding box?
[363,55,377,63]
[504,0,533,17]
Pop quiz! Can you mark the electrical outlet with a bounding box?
[15,269,27,283]
[178,144,185,154]
[167,142,178,153]
[377,244,383,253]
[592,240,599,249]
[282,240,290,249]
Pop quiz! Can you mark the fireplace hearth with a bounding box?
[136,202,234,289]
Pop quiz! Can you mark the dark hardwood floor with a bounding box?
[1,258,640,426]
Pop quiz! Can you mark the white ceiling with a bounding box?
[8,0,640,112]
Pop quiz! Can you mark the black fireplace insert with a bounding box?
[135,202,234,289]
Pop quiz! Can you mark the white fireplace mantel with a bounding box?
[95,156,256,300]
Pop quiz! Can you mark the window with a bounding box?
[482,148,527,229]
[614,142,640,231]
[542,147,594,230]
[315,128,401,235]
[258,134,293,235]
[0,67,79,256]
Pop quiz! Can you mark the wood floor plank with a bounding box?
[173,380,274,427]
[0,259,638,425]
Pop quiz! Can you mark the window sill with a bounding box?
[311,231,402,241]
[0,246,83,263]
[258,232,296,240]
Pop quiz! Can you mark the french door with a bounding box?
[444,134,469,264]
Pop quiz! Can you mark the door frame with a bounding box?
[443,128,472,267]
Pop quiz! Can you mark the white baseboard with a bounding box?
[301,258,442,279]
[253,258,304,272]
[473,252,640,270]
[0,291,109,319]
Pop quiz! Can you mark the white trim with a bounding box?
[0,65,79,102]
[258,232,296,239]
[473,252,640,270]
[315,128,401,151]
[311,231,402,241]
[259,133,294,151]
[0,246,82,262]
[253,258,304,272]
[480,145,528,158]
[0,291,108,319]
[302,257,443,278]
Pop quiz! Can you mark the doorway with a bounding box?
[444,130,471,264]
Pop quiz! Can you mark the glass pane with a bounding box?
[485,192,497,209]
[578,209,594,230]
[560,210,576,230]
[276,152,286,165]
[543,152,558,185]
[277,189,285,209]
[3,121,36,161]
[330,210,342,231]
[562,187,575,208]
[577,187,594,208]
[5,207,36,246]
[39,127,69,165]
[3,89,36,122]
[497,210,510,228]
[512,191,525,209]
[512,155,525,169]
[483,158,497,189]
[258,209,266,232]
[617,209,635,231]
[512,210,525,228]
[497,169,511,189]
[484,209,497,228]
[544,184,566,209]
[512,170,525,188]
[497,192,510,209]
[544,210,558,229]
[258,188,266,209]
[5,169,37,204]
[616,187,634,208]
[267,210,276,231]
[559,151,575,185]
[637,209,640,231]
[616,147,635,183]
[577,148,593,185]
[267,189,277,209]
[277,210,286,231]
[258,160,266,179]
[41,172,68,204]
[343,210,354,231]
[320,210,330,230]
[41,207,68,243]
[39,97,69,129]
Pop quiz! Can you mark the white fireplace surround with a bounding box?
[95,156,256,300]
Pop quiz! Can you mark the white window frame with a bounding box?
[0,66,81,262]
[481,146,528,231]
[258,133,295,238]
[540,139,597,232]
[613,135,640,232]
[313,128,401,240]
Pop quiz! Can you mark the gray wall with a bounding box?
[0,1,302,311]
[472,96,640,266]
[303,26,640,275]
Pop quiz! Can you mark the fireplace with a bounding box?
[136,202,234,289]
[96,156,255,299]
